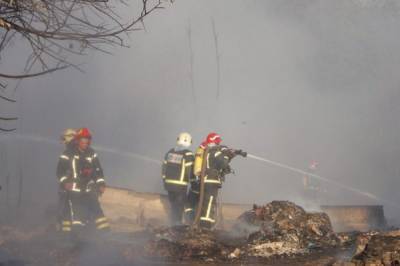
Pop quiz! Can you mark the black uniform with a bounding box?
[199,145,232,229]
[162,148,194,225]
[56,142,75,231]
[56,146,109,232]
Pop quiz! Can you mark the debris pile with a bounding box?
[234,201,340,257]
[141,225,233,262]
[7,201,388,265]
[349,230,400,266]
[141,201,341,262]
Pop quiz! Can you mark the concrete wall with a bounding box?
[100,187,251,231]
[321,205,386,232]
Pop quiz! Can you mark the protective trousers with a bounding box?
[60,192,110,232]
[167,190,186,225]
[199,186,219,229]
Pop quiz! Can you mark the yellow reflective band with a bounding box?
[59,176,68,183]
[180,158,186,183]
[184,208,193,212]
[93,153,98,158]
[72,221,84,225]
[185,152,193,156]
[162,175,166,179]
[97,223,110,229]
[62,227,71,232]
[204,180,221,184]
[200,217,216,223]
[96,217,108,224]
[204,175,221,184]
[224,156,229,160]
[96,178,105,183]
[60,155,69,160]
[62,221,71,226]
[185,162,193,166]
[205,196,214,220]
[165,179,188,185]
[215,151,222,157]
[72,158,77,178]
[86,157,93,162]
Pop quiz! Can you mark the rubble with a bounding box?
[7,201,398,265]
[140,201,342,262]
[235,201,340,257]
[228,248,241,259]
[140,225,233,261]
[349,230,400,266]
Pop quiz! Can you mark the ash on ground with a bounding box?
[2,201,400,266]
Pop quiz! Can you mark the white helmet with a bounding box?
[61,128,77,144]
[176,132,192,148]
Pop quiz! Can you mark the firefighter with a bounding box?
[162,132,195,225]
[56,128,110,233]
[197,132,246,229]
[56,128,77,232]
[303,160,321,206]
[184,137,209,223]
[61,128,77,150]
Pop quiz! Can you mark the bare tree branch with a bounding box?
[0,116,17,120]
[0,127,16,132]
[211,17,220,100]
[0,0,171,132]
[0,0,171,79]
[0,93,16,102]
[0,65,68,79]
[187,20,196,116]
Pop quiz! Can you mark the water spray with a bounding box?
[2,134,397,208]
[0,134,161,165]
[247,153,399,209]
[93,145,161,165]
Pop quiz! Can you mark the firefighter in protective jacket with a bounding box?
[162,132,194,225]
[56,128,110,232]
[56,128,77,231]
[197,132,246,229]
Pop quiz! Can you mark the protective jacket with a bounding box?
[56,147,105,193]
[56,146,109,232]
[203,145,232,187]
[162,148,194,192]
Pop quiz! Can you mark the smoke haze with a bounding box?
[1,0,400,223]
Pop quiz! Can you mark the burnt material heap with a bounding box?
[348,230,400,266]
[140,225,238,263]
[235,201,340,257]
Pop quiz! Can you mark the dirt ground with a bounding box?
[0,200,396,266]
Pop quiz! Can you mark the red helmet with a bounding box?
[76,128,92,139]
[206,132,221,145]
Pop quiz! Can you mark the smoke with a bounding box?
[1,0,400,224]
[247,153,400,210]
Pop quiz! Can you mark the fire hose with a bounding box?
[192,147,209,227]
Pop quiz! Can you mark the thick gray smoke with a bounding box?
[1,0,400,224]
